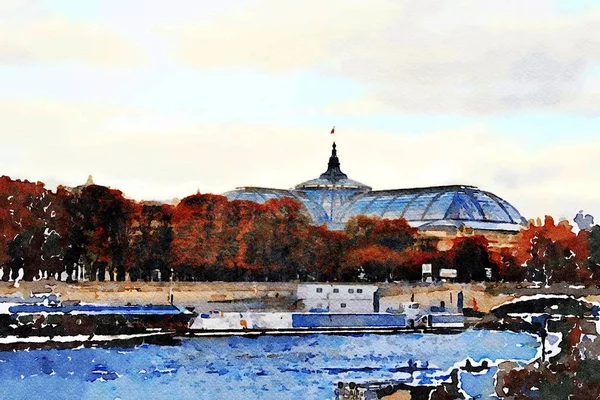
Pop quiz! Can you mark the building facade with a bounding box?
[224,142,527,248]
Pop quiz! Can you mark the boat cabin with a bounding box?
[297,284,379,313]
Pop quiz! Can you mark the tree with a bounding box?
[128,204,173,281]
[306,226,349,281]
[451,236,497,282]
[76,185,135,281]
[340,245,405,282]
[56,187,85,281]
[261,198,312,281]
[491,248,526,282]
[0,176,63,281]
[226,199,268,280]
[515,216,590,285]
[394,249,447,281]
[239,201,278,281]
[171,194,231,280]
[345,215,417,251]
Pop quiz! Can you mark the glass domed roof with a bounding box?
[335,185,526,232]
[222,142,527,232]
[291,142,369,225]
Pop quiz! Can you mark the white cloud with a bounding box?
[3,1,599,113]
[171,0,394,71]
[0,18,143,66]
[169,0,600,114]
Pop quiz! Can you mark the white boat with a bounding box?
[189,284,464,336]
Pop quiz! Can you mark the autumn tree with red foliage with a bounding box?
[304,226,349,281]
[238,197,317,281]
[514,216,590,285]
[491,247,526,282]
[171,194,232,280]
[72,185,135,281]
[396,249,448,281]
[0,176,69,281]
[339,246,443,282]
[4,172,600,285]
[171,195,321,281]
[345,215,417,251]
[260,198,313,281]
[587,225,600,280]
[340,216,422,281]
[128,203,174,281]
[340,245,405,282]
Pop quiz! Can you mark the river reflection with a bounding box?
[0,330,539,399]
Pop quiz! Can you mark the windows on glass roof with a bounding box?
[423,191,455,220]
[380,195,414,219]
[403,192,440,220]
[222,142,526,233]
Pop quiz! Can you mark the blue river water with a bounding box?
[0,330,539,400]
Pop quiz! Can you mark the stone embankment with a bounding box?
[0,281,598,314]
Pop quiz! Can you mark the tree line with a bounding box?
[1,175,598,284]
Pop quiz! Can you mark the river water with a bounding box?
[0,330,539,400]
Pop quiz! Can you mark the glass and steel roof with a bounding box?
[335,185,526,232]
[222,143,527,233]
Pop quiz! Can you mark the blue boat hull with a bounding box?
[292,313,407,329]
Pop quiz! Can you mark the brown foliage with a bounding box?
[491,248,526,282]
[514,216,591,284]
[345,215,417,251]
[341,245,405,282]
[2,174,600,284]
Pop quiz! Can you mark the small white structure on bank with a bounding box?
[439,268,458,280]
[297,284,379,313]
[422,263,433,282]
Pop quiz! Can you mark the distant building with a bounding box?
[297,284,379,313]
[224,142,527,248]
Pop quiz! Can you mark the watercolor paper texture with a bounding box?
[1,1,599,399]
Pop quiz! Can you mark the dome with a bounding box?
[295,142,370,191]
[335,185,527,232]
[223,143,370,227]
[293,142,370,226]
[221,141,527,234]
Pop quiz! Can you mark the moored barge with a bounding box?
[189,284,464,336]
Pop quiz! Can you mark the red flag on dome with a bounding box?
[330,126,335,134]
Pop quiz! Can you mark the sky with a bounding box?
[1,0,599,222]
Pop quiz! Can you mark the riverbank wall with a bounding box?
[2,281,598,313]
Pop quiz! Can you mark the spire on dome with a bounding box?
[319,142,348,181]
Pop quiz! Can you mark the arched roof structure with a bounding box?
[223,142,526,233]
